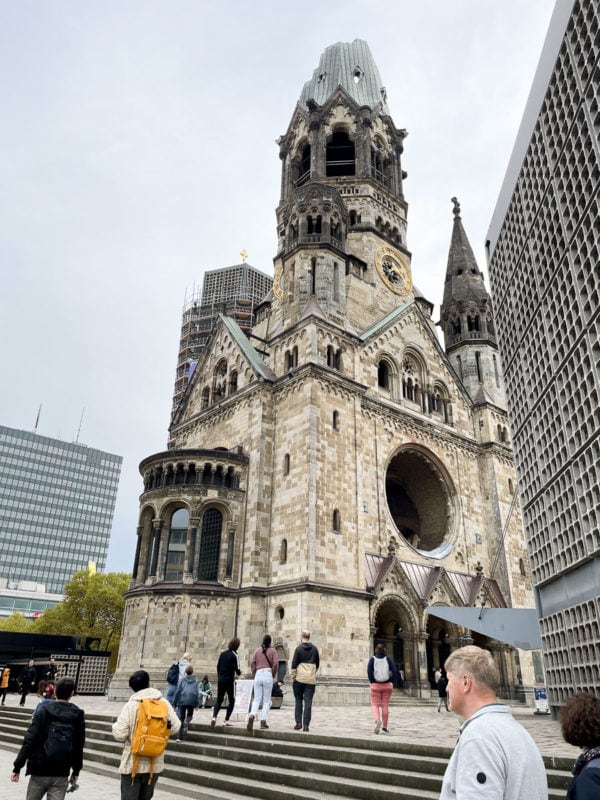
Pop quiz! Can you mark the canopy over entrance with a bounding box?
[426,606,541,650]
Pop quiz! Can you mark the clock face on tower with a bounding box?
[273,264,284,300]
[375,246,413,296]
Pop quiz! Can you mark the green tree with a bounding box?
[0,611,29,632]
[30,570,130,672]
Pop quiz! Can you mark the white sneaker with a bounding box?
[374,719,382,734]
[224,720,234,726]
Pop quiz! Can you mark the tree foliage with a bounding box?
[29,570,130,671]
[0,611,29,632]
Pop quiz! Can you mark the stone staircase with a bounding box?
[0,707,572,799]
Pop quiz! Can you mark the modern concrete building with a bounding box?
[486,0,599,706]
[0,425,122,595]
[170,263,273,418]
[113,40,538,702]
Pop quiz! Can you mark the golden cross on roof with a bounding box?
[240,248,248,263]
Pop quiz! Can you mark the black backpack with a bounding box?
[166,664,179,685]
[43,719,74,761]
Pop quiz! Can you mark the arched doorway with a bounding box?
[373,596,415,691]
[425,613,454,688]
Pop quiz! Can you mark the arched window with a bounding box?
[327,345,335,367]
[201,386,210,408]
[214,359,227,399]
[475,351,483,382]
[332,508,341,532]
[198,508,222,581]
[229,370,238,394]
[326,131,355,177]
[165,508,188,581]
[493,355,500,387]
[519,558,527,577]
[297,143,311,186]
[284,453,290,475]
[508,478,514,495]
[378,360,390,389]
[332,410,339,430]
[280,538,288,564]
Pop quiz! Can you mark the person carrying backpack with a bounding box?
[367,643,398,734]
[112,669,180,799]
[10,676,85,798]
[165,661,179,705]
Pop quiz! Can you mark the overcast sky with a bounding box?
[0,1,556,574]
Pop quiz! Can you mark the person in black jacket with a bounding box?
[561,692,600,799]
[210,637,241,728]
[19,660,37,707]
[11,676,85,798]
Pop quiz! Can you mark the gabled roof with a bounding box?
[299,39,389,113]
[398,561,442,600]
[358,301,412,342]
[299,295,327,322]
[365,554,508,610]
[219,315,276,381]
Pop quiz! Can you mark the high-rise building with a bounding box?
[112,40,538,701]
[0,424,122,595]
[171,263,273,417]
[486,0,599,706]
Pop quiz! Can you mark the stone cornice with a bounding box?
[126,579,373,602]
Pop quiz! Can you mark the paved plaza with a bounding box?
[0,691,579,800]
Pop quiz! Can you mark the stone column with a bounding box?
[130,526,143,587]
[148,520,163,580]
[185,523,198,583]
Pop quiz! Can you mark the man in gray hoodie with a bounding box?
[439,645,547,800]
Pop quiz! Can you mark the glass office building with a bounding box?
[0,425,122,594]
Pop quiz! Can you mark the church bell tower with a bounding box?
[271,39,414,335]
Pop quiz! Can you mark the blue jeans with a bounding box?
[166,683,177,705]
[250,668,273,721]
[293,680,315,727]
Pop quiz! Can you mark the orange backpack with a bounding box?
[130,697,171,782]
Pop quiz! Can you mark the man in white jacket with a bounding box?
[439,645,547,800]
[112,670,180,800]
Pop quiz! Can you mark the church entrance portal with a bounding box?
[373,597,415,691]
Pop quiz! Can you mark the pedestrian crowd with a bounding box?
[4,640,596,799]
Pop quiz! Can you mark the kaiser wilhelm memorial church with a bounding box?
[111,41,538,702]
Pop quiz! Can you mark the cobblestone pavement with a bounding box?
[0,693,579,800]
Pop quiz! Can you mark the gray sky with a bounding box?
[0,1,555,574]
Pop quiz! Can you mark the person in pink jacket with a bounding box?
[247,635,279,732]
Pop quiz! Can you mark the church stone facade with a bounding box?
[111,40,536,702]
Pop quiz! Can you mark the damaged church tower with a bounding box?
[111,40,537,701]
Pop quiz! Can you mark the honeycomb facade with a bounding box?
[487,0,599,707]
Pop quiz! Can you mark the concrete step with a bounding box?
[0,706,572,800]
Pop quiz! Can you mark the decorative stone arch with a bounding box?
[401,347,427,407]
[376,352,400,398]
[431,380,453,424]
[384,443,458,556]
[371,593,419,692]
[213,358,228,401]
[195,498,235,583]
[424,606,461,687]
